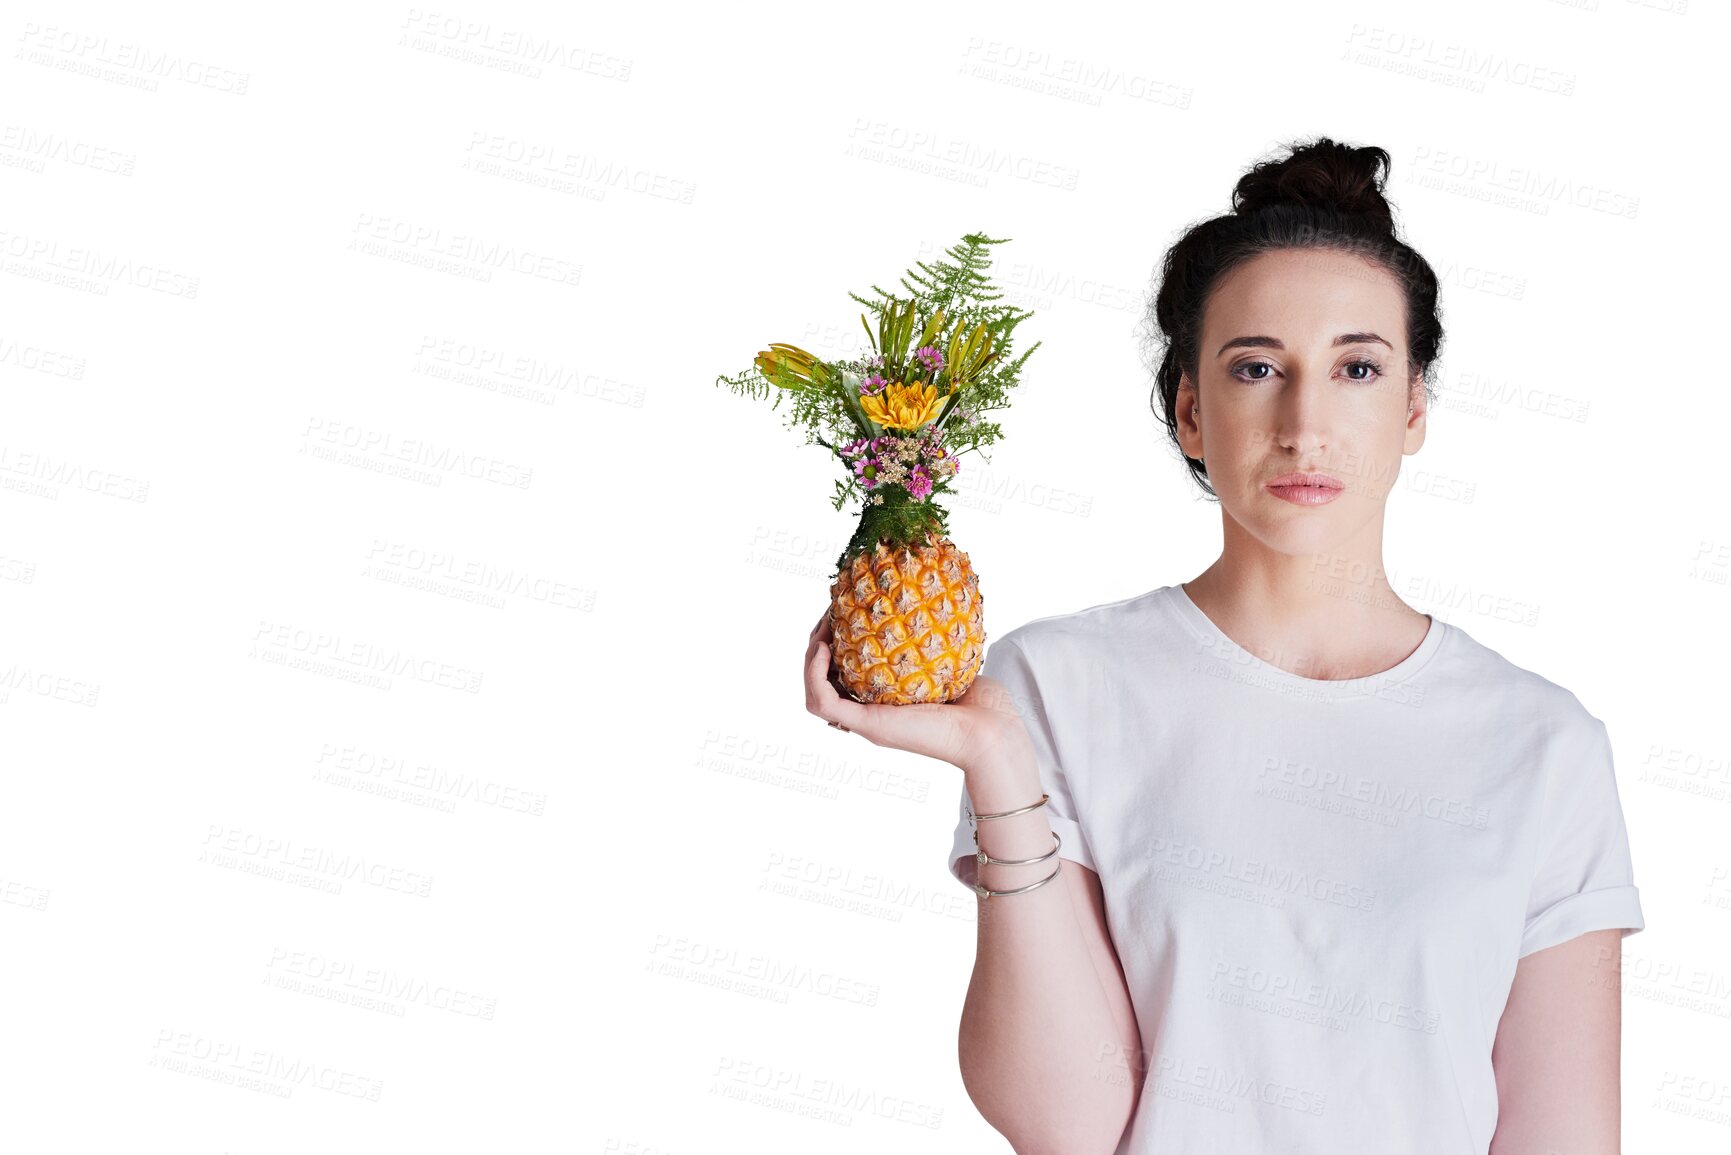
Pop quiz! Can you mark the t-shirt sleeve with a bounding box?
[1519,712,1646,958]
[947,633,1097,892]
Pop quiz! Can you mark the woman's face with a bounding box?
[1177,246,1427,559]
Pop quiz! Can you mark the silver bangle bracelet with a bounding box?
[965,792,1049,826]
[973,829,1061,867]
[973,858,1062,899]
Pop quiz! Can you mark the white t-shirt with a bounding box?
[948,583,1645,1155]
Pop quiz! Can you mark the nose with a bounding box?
[1271,373,1332,459]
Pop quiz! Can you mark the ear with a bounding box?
[1177,371,1203,461]
[1403,373,1428,456]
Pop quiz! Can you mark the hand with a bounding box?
[803,608,1034,774]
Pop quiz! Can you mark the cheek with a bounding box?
[1205,413,1275,461]
[1337,393,1408,440]
[1344,411,1397,444]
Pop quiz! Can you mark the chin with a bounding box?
[1233,503,1346,552]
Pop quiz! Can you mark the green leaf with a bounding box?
[918,308,946,350]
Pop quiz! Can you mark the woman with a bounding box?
[803,137,1645,1154]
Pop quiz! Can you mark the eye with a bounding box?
[1343,358,1384,383]
[1228,358,1386,384]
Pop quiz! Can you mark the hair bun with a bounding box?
[1232,137,1395,235]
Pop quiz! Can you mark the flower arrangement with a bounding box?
[716,232,1040,578]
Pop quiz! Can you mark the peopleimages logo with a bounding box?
[201,824,436,897]
[249,619,485,695]
[265,946,498,1019]
[149,1028,384,1100]
[301,417,535,490]
[1143,835,1378,912]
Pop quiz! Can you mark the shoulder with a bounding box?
[988,585,1170,665]
[1441,620,1607,742]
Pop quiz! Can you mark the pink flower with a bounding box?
[905,464,933,500]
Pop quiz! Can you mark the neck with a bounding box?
[1182,517,1427,681]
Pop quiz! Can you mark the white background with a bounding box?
[3,0,1727,1151]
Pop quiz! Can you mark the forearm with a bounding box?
[955,755,1141,1154]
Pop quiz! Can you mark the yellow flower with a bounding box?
[860,381,951,430]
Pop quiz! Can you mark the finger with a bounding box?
[808,637,871,730]
[807,612,840,696]
[805,614,833,687]
[805,609,837,681]
[806,630,845,714]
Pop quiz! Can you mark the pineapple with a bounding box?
[716,233,1039,705]
[829,531,984,705]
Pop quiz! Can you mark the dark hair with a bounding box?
[1138,136,1444,499]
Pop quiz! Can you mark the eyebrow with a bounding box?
[1215,332,1394,357]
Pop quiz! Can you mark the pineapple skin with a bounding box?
[828,534,984,705]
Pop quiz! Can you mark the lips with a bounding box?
[1264,472,1344,490]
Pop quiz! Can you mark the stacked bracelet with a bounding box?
[974,829,1061,867]
[965,792,1050,825]
[974,860,1062,900]
[965,792,1064,899]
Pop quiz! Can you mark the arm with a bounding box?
[955,752,1144,1155]
[1489,928,1624,1155]
[802,615,1143,1151]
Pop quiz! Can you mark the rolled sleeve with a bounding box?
[946,633,1096,891]
[1520,714,1646,958]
